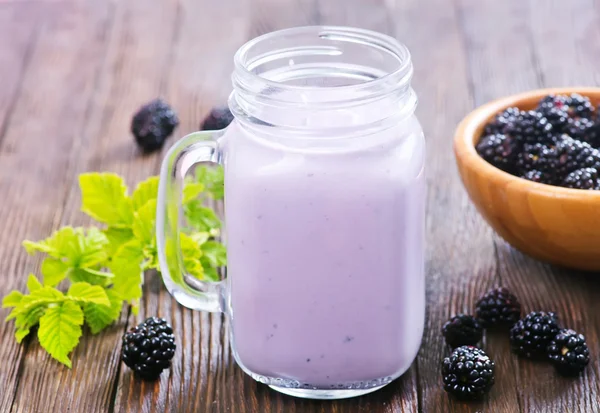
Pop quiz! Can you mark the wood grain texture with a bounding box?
[0,4,43,411]
[0,2,116,413]
[390,0,506,412]
[0,0,599,412]
[456,1,600,412]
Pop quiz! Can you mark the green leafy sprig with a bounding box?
[2,166,225,367]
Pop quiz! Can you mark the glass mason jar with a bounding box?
[157,26,426,400]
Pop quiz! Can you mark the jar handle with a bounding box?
[156,131,226,313]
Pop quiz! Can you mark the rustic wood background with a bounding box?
[1,0,600,412]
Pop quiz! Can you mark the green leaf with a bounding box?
[190,232,211,246]
[103,227,134,256]
[2,291,24,308]
[132,199,156,246]
[132,176,159,211]
[23,240,52,255]
[27,274,43,292]
[69,268,113,287]
[41,258,71,287]
[24,227,109,268]
[142,244,159,271]
[76,227,109,267]
[7,286,63,322]
[79,173,134,227]
[200,241,227,267]
[180,233,204,279]
[38,300,84,368]
[200,257,220,282]
[15,328,31,343]
[110,240,144,311]
[13,307,45,343]
[83,289,122,334]
[185,201,222,231]
[67,283,110,306]
[6,285,65,342]
[23,227,78,258]
[183,182,205,204]
[195,165,224,200]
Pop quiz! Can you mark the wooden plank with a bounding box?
[0,4,38,144]
[5,0,183,411]
[457,0,600,412]
[0,4,42,411]
[508,1,600,412]
[0,2,114,413]
[528,0,598,86]
[389,0,514,412]
[111,0,320,412]
[317,0,394,32]
[1,1,598,412]
[93,0,249,412]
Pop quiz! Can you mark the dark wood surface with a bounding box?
[1,0,599,412]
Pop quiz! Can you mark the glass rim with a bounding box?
[232,26,413,99]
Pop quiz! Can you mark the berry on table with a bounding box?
[200,106,234,131]
[475,287,521,328]
[475,134,519,173]
[510,311,560,359]
[122,317,176,380]
[547,329,590,376]
[442,314,483,348]
[562,167,598,190]
[131,99,179,153]
[442,346,495,400]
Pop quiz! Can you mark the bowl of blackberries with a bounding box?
[454,88,600,271]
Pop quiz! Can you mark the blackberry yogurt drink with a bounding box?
[157,26,426,399]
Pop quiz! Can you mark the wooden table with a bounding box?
[1,0,599,412]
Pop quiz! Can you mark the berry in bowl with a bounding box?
[454,88,600,271]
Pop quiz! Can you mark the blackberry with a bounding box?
[442,346,495,400]
[547,329,590,376]
[538,94,595,120]
[516,143,556,175]
[484,107,520,136]
[442,314,483,348]
[591,122,600,148]
[510,311,560,359]
[567,93,595,119]
[562,167,599,190]
[521,169,554,185]
[566,118,597,142]
[131,99,179,153]
[554,136,600,177]
[504,110,553,145]
[122,317,176,380]
[475,287,521,328]
[537,106,569,133]
[476,134,519,172]
[200,106,234,131]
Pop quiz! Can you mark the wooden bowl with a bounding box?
[454,87,600,271]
